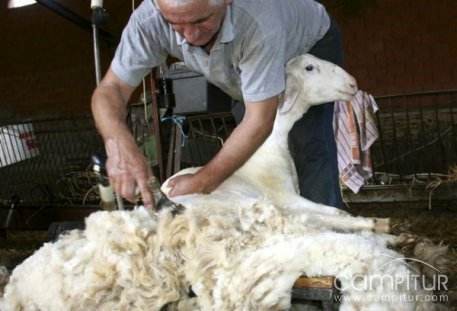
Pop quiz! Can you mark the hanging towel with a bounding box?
[333,90,379,193]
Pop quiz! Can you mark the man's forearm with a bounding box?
[90,69,155,206]
[92,86,130,142]
[91,68,136,142]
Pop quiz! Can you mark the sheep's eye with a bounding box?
[305,65,314,71]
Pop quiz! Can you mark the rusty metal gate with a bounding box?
[0,116,104,207]
[1,90,456,208]
[345,89,457,203]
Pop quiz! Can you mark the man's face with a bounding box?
[157,0,230,47]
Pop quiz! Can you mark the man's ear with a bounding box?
[279,75,299,114]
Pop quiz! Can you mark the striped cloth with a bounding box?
[333,90,379,193]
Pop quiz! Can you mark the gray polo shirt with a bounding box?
[111,0,330,102]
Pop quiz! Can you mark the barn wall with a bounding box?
[321,0,457,95]
[0,1,130,120]
[0,0,456,120]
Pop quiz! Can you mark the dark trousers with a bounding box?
[288,18,344,209]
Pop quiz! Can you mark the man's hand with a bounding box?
[105,137,155,208]
[167,172,210,197]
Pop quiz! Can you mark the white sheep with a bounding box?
[0,203,440,310]
[163,54,389,234]
[0,55,444,311]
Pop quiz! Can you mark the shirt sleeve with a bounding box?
[111,5,168,87]
[238,23,287,103]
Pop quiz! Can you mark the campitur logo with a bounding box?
[332,253,449,303]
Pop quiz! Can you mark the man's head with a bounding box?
[156,0,231,47]
[159,0,225,6]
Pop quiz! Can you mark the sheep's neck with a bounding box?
[272,109,305,136]
[262,113,301,150]
[258,92,310,151]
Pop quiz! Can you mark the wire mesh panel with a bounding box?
[5,95,454,207]
[181,112,236,167]
[0,116,105,206]
[371,90,457,184]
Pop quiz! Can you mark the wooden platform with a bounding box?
[292,276,338,310]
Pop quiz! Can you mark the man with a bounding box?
[91,0,344,209]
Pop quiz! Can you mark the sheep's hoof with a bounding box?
[374,218,391,233]
[388,233,418,247]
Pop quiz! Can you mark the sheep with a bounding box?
[163,54,389,234]
[0,203,440,310]
[0,54,445,310]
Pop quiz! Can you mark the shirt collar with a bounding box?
[175,4,235,46]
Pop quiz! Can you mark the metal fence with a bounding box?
[181,112,236,167]
[370,89,457,185]
[176,92,457,187]
[1,90,455,207]
[0,116,104,206]
[0,111,235,207]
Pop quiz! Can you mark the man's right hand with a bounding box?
[105,136,155,209]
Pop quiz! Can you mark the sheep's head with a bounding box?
[280,54,358,114]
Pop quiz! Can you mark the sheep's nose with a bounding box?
[349,78,358,92]
[334,66,358,88]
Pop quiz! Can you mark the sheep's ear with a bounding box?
[279,75,299,114]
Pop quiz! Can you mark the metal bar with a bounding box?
[433,94,446,172]
[197,118,212,162]
[374,111,386,178]
[35,0,112,44]
[173,126,182,174]
[375,89,457,100]
[343,182,457,203]
[210,115,217,136]
[403,97,414,175]
[150,71,166,183]
[449,98,457,170]
[166,125,176,179]
[92,24,102,83]
[220,115,228,137]
[417,98,431,179]
[389,98,401,174]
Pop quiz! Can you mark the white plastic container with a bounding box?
[0,123,39,167]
